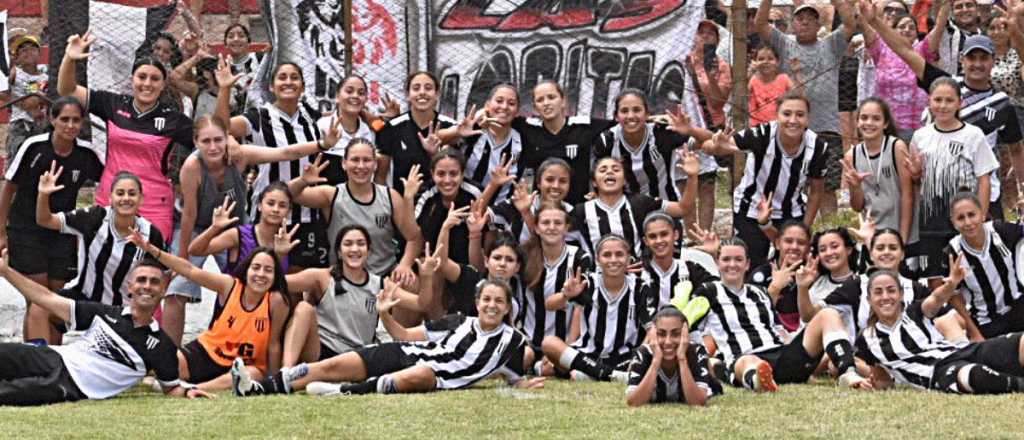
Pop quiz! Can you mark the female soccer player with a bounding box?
[30,171,165,344]
[795,228,861,325]
[640,212,719,313]
[129,230,291,391]
[376,71,457,196]
[625,306,722,406]
[748,221,813,332]
[1,97,103,342]
[541,235,651,382]
[188,183,299,275]
[287,141,422,282]
[572,155,697,258]
[215,62,329,270]
[414,149,480,266]
[701,92,829,267]
[946,192,1024,338]
[316,74,379,185]
[843,98,914,242]
[593,89,712,203]
[232,279,545,396]
[281,225,428,366]
[489,157,573,245]
[853,268,1024,395]
[58,31,194,240]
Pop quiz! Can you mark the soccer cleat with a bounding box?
[679,297,710,329]
[838,371,867,388]
[754,361,779,393]
[569,370,595,382]
[670,281,694,310]
[609,370,630,384]
[306,381,344,396]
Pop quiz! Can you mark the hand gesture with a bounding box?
[467,201,489,235]
[902,142,923,180]
[847,211,876,244]
[666,104,693,136]
[757,192,774,226]
[651,338,665,364]
[857,0,877,23]
[707,126,738,154]
[489,154,517,188]
[688,223,720,255]
[562,267,588,299]
[841,156,872,188]
[676,148,701,177]
[376,281,402,314]
[769,259,801,291]
[321,116,343,151]
[415,242,444,276]
[514,376,546,389]
[301,154,329,186]
[38,161,66,195]
[211,196,241,231]
[946,252,968,286]
[215,54,243,89]
[455,104,483,138]
[442,203,471,231]
[511,179,537,214]
[795,255,819,288]
[676,331,691,361]
[65,30,96,61]
[391,264,418,290]
[401,164,423,201]
[273,223,300,256]
[380,92,401,119]
[420,121,446,156]
[127,226,151,252]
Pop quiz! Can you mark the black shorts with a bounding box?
[318,342,340,361]
[977,303,1024,340]
[289,220,330,268]
[913,234,957,279]
[751,329,821,384]
[355,342,418,378]
[931,332,1024,393]
[0,343,87,406]
[7,229,78,280]
[182,340,230,384]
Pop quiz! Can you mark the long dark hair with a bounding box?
[856,98,901,139]
[523,202,568,289]
[476,278,514,325]
[233,246,291,308]
[811,228,859,277]
[865,268,901,329]
[330,225,372,281]
[486,233,526,281]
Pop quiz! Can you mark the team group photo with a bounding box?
[1,0,1024,438]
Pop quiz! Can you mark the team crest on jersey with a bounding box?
[255,318,268,332]
[949,141,965,155]
[71,169,81,183]
[986,107,997,121]
[154,117,166,131]
[365,297,376,314]
[881,166,893,179]
[375,214,389,229]
[146,335,160,350]
[565,144,578,159]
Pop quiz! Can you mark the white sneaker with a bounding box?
[569,370,595,382]
[609,370,630,384]
[306,381,344,396]
[231,358,252,396]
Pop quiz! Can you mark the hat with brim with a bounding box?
[794,4,820,19]
[11,35,41,54]
[961,34,995,56]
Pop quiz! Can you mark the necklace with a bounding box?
[861,136,887,197]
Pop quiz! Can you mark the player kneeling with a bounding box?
[232,279,544,396]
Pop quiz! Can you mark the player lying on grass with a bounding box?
[626,305,723,407]
[232,277,545,396]
[855,267,1024,394]
[0,255,213,405]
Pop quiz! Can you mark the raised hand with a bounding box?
[562,267,588,299]
[707,126,738,154]
[847,211,877,244]
[215,54,243,89]
[38,161,66,195]
[418,122,443,156]
[902,142,923,180]
[211,196,241,231]
[757,192,774,226]
[127,226,152,252]
[401,164,423,201]
[489,153,517,188]
[442,203,471,231]
[322,116,344,150]
[857,0,877,23]
[769,260,801,292]
[415,242,444,276]
[65,30,96,61]
[380,92,401,119]
[467,199,489,232]
[301,154,329,186]
[666,104,693,136]
[376,281,402,314]
[511,179,537,214]
[273,223,300,256]
[676,148,701,177]
[688,223,720,255]
[841,156,872,188]
[795,255,819,288]
[455,104,483,138]
[946,252,968,286]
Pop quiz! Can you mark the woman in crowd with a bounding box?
[415,149,480,266]
[316,75,379,186]
[747,221,813,332]
[223,23,264,114]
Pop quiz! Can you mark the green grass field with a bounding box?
[0,379,1021,439]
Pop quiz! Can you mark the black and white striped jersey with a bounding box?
[521,245,591,347]
[571,194,667,257]
[825,274,929,338]
[593,123,692,201]
[570,273,652,358]
[241,102,322,224]
[731,122,829,220]
[400,314,528,389]
[462,130,524,205]
[489,197,576,245]
[514,116,615,205]
[625,343,723,403]
[693,281,786,364]
[947,221,1024,326]
[641,258,719,315]
[59,207,166,305]
[855,301,958,390]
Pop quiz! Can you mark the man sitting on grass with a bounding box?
[0,255,213,405]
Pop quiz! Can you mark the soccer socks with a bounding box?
[336,375,398,395]
[823,331,856,377]
[962,364,1024,394]
[741,368,759,390]
[559,348,613,381]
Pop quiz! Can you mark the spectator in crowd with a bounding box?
[987,7,1024,107]
[770,7,789,34]
[939,0,985,75]
[2,35,48,164]
[687,20,732,230]
[756,0,857,215]
[748,45,802,127]
[222,23,263,115]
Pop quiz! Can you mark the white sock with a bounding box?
[558,347,580,371]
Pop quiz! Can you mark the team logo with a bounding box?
[949,141,965,155]
[565,144,578,159]
[255,318,268,332]
[881,166,893,179]
[365,297,376,314]
[154,117,166,131]
[375,214,390,229]
[146,335,160,350]
[986,107,996,121]
[71,169,81,183]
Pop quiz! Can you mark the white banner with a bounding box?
[0,11,9,94]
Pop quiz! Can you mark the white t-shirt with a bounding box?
[9,65,48,122]
[316,114,376,157]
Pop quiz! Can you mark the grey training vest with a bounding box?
[327,183,397,275]
[317,273,384,354]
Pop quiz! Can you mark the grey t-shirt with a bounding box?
[770,27,850,133]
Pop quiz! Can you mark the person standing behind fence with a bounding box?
[2,35,48,166]
[939,0,985,76]
[58,31,194,242]
[748,44,796,127]
[223,23,263,115]
[756,0,856,216]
